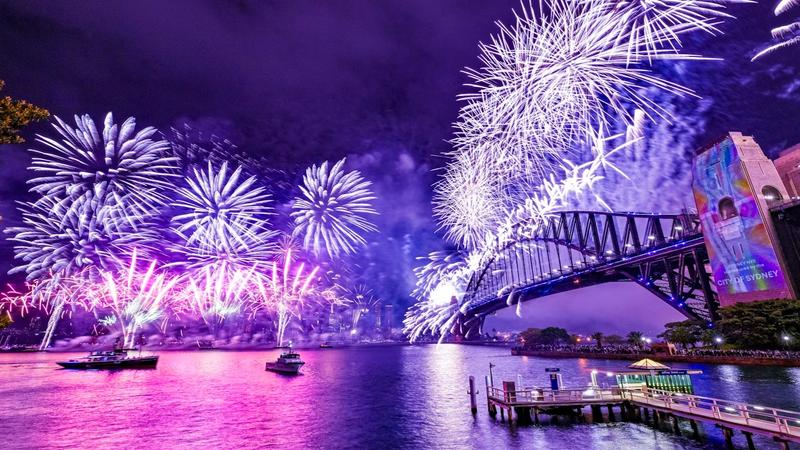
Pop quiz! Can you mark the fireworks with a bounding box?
[609,0,744,60]
[340,284,379,329]
[752,0,800,61]
[87,251,180,347]
[182,263,256,330]
[292,158,378,259]
[28,113,177,228]
[6,197,159,281]
[408,0,742,342]
[171,161,274,257]
[249,250,320,346]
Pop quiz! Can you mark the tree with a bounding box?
[0,314,11,330]
[539,327,570,346]
[0,80,49,144]
[627,331,644,347]
[717,299,800,350]
[518,328,542,349]
[659,320,704,349]
[591,332,604,349]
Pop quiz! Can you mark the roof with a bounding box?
[628,358,671,370]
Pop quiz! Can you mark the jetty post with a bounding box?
[468,376,478,414]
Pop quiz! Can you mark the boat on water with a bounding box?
[319,342,334,349]
[265,351,305,374]
[56,348,158,369]
[196,339,216,350]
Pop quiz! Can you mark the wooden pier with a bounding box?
[483,382,800,448]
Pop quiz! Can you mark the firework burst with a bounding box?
[171,161,274,255]
[28,113,177,229]
[292,158,378,259]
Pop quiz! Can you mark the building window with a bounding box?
[761,185,783,206]
[718,197,738,220]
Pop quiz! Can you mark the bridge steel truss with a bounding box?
[460,211,719,335]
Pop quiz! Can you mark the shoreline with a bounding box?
[511,349,800,367]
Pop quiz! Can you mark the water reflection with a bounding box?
[1,346,798,449]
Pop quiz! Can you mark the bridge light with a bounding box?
[675,225,683,231]
[647,235,655,240]
[605,250,613,255]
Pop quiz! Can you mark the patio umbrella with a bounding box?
[628,358,670,371]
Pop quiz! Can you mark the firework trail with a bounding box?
[752,0,800,61]
[249,249,320,346]
[181,263,256,334]
[87,250,180,347]
[292,158,378,259]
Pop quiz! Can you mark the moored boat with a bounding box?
[265,351,305,374]
[56,348,158,369]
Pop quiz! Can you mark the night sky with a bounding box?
[1,0,799,334]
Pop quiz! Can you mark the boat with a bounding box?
[56,348,158,369]
[319,342,334,348]
[196,339,216,350]
[265,351,305,374]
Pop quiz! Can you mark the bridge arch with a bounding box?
[459,211,719,337]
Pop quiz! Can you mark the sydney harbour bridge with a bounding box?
[453,210,718,338]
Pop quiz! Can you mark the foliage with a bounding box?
[0,80,49,144]
[626,331,644,347]
[658,320,705,349]
[518,326,570,347]
[591,332,604,349]
[716,299,800,350]
[0,314,11,330]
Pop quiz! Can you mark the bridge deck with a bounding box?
[488,386,800,442]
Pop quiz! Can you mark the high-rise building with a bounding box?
[382,304,394,331]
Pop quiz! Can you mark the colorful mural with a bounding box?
[692,135,788,306]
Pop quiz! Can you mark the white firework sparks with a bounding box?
[28,113,178,229]
[291,158,378,259]
[171,161,274,255]
[6,197,157,281]
[609,0,746,60]
[432,159,503,249]
[752,0,800,61]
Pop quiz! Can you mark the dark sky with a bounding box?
[1,0,798,333]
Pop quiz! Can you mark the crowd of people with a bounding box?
[675,348,800,360]
[515,344,655,355]
[515,344,800,360]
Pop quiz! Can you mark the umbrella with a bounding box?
[628,358,670,370]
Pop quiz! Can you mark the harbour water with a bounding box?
[2,344,799,449]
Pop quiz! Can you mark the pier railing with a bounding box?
[620,387,800,437]
[488,386,623,404]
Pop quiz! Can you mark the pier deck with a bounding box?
[487,385,800,444]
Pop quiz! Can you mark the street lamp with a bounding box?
[714,337,723,344]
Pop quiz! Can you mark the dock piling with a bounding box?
[468,376,477,415]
